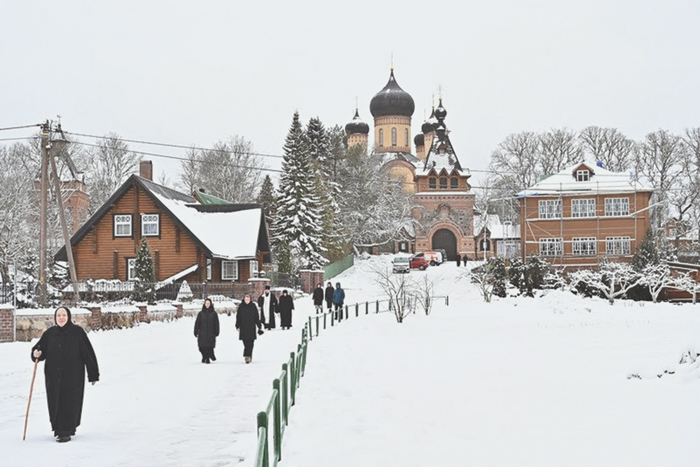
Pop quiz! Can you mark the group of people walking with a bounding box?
[313,282,345,320]
[194,287,296,365]
[29,282,339,443]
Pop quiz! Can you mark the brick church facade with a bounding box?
[345,69,476,260]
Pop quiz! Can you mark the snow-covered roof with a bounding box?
[152,191,263,260]
[473,214,520,240]
[415,132,464,176]
[516,162,653,197]
[156,264,198,288]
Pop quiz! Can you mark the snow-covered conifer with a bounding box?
[133,238,156,304]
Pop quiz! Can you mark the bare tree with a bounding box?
[637,263,675,303]
[578,126,635,172]
[467,262,495,303]
[84,133,141,214]
[569,261,638,305]
[488,132,541,193]
[538,128,582,175]
[415,274,436,315]
[370,262,415,323]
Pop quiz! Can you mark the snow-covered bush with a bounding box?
[570,261,639,305]
[469,263,495,303]
[636,263,675,303]
[491,257,507,298]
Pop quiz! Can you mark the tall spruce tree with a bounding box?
[631,227,660,271]
[273,112,327,272]
[133,238,156,304]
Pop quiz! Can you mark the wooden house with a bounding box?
[54,162,271,286]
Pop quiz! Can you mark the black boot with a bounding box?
[56,435,71,443]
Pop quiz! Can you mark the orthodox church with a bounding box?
[345,69,476,260]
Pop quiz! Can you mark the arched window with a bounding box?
[429,178,436,189]
[405,128,409,146]
[379,129,384,147]
[451,177,458,189]
[440,177,447,189]
[391,127,397,147]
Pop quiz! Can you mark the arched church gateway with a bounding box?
[432,229,457,260]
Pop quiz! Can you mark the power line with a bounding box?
[68,140,285,174]
[0,124,41,132]
[63,131,286,160]
[0,136,39,142]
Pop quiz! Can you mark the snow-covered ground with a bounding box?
[2,255,700,466]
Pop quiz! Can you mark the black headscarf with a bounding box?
[201,297,215,313]
[54,306,73,332]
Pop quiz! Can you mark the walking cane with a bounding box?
[23,358,39,441]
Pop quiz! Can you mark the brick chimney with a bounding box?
[139,160,153,181]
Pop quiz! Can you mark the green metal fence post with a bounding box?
[316,315,320,336]
[331,308,335,326]
[289,353,296,406]
[355,303,359,317]
[446,295,449,306]
[281,365,289,425]
[323,311,327,329]
[365,301,369,314]
[256,412,269,467]
[272,380,282,461]
[301,341,308,375]
[307,317,312,341]
[344,305,348,320]
[376,300,379,313]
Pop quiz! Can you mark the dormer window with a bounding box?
[429,177,436,189]
[439,177,447,189]
[576,170,590,182]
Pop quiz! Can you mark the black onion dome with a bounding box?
[421,120,434,134]
[414,133,425,147]
[345,108,370,135]
[435,98,447,120]
[369,70,415,118]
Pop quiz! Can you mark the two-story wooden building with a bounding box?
[55,162,271,285]
[516,161,653,268]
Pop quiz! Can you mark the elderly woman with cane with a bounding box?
[30,306,99,443]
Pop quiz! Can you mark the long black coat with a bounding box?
[257,292,278,328]
[278,294,294,328]
[31,323,99,435]
[235,301,262,340]
[312,287,324,306]
[324,285,334,307]
[194,307,220,348]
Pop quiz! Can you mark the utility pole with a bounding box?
[49,124,81,302]
[38,121,50,307]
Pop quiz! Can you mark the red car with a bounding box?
[409,255,429,270]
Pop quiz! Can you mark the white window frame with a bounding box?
[538,199,562,219]
[572,237,597,256]
[141,214,159,236]
[391,127,397,147]
[571,199,596,218]
[606,237,631,256]
[127,258,136,281]
[576,170,590,182]
[539,238,563,256]
[250,260,258,277]
[222,260,239,281]
[114,214,132,237]
[604,197,629,216]
[206,258,212,281]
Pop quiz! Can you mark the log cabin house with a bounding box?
[516,162,654,268]
[54,162,271,289]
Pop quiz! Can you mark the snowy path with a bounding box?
[1,304,317,466]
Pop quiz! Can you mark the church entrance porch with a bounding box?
[431,228,458,260]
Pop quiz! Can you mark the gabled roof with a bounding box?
[516,161,654,197]
[192,190,232,205]
[414,99,467,177]
[55,175,270,262]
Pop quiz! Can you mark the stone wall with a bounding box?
[5,301,241,342]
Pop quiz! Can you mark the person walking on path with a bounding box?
[257,286,278,330]
[278,289,295,330]
[235,294,264,364]
[30,306,99,443]
[324,281,334,312]
[463,254,469,267]
[312,283,324,314]
[332,282,345,322]
[456,254,461,267]
[194,298,220,364]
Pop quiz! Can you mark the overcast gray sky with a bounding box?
[2,1,699,186]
